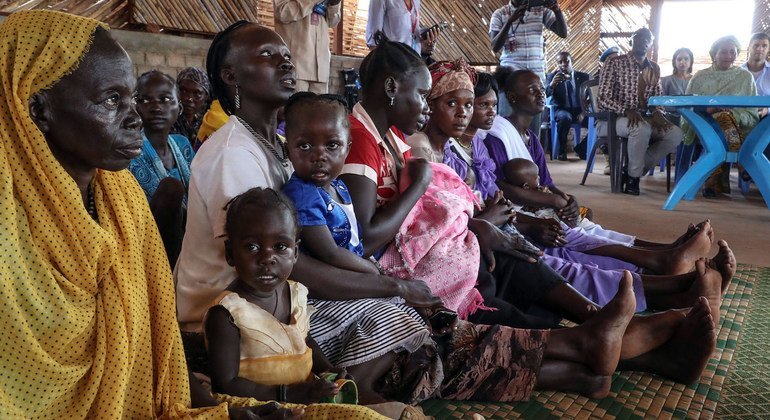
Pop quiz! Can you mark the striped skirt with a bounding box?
[308,297,433,368]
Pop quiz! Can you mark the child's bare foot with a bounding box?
[620,309,687,360]
[708,240,736,293]
[665,222,713,275]
[576,271,636,376]
[619,297,716,384]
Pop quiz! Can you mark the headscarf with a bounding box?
[176,66,211,96]
[709,35,741,62]
[0,10,227,418]
[427,59,477,101]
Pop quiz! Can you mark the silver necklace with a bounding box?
[235,116,289,167]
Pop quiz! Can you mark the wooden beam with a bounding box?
[649,0,663,62]
[333,0,343,55]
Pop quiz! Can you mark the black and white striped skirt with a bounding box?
[308,297,433,367]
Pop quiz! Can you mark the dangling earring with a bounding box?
[389,96,395,106]
[234,85,241,109]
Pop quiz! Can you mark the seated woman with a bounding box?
[129,70,194,267]
[0,9,302,418]
[488,68,724,278]
[206,187,386,417]
[660,48,693,126]
[683,36,758,197]
[173,67,211,149]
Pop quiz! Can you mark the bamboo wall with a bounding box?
[5,0,770,70]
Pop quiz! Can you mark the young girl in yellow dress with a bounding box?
[204,187,385,419]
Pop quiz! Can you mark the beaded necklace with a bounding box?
[86,183,98,222]
[235,116,290,167]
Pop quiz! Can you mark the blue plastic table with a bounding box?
[647,96,770,210]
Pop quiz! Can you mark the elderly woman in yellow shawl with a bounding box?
[683,35,759,197]
[0,9,385,419]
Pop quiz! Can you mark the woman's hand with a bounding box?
[469,219,541,271]
[398,158,432,192]
[286,377,339,404]
[527,218,568,247]
[397,278,444,308]
[555,194,579,227]
[229,403,303,420]
[477,190,515,226]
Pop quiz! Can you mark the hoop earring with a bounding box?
[234,85,241,109]
[389,96,395,106]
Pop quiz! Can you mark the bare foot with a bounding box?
[665,222,713,275]
[576,271,636,376]
[709,240,736,293]
[671,220,713,247]
[620,309,687,360]
[619,297,716,384]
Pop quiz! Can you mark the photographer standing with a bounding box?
[489,0,567,122]
[546,51,589,160]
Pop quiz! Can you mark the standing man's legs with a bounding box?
[295,79,328,94]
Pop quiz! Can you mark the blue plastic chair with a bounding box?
[548,97,582,160]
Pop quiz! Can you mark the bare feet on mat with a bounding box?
[577,271,636,376]
[709,240,736,293]
[665,222,713,275]
[620,308,687,360]
[620,296,716,384]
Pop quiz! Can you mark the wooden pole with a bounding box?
[649,0,663,63]
[334,0,344,55]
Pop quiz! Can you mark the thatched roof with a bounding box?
[2,0,768,71]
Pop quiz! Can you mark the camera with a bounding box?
[420,21,450,40]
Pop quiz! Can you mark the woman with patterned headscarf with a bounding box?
[683,35,758,197]
[173,66,211,149]
[0,9,313,418]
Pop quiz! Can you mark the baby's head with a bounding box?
[223,187,300,293]
[284,92,351,187]
[503,158,540,189]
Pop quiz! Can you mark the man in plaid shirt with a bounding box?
[598,28,682,195]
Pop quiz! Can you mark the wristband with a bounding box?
[277,384,287,402]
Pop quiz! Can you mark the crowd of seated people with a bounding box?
[0,7,754,420]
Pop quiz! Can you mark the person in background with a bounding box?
[173,67,210,149]
[489,0,567,126]
[659,48,693,126]
[366,0,422,53]
[546,51,590,160]
[741,31,770,163]
[273,0,341,93]
[595,46,619,78]
[684,35,758,198]
[130,70,195,268]
[597,28,682,196]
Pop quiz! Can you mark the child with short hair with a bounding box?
[204,187,385,418]
[281,92,381,274]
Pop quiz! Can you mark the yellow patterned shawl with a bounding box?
[0,10,228,418]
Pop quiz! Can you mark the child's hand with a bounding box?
[286,377,339,404]
[322,366,353,381]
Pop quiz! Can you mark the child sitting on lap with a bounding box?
[281,92,381,274]
[204,187,382,417]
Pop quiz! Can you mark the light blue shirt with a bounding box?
[366,0,421,54]
[741,61,770,96]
